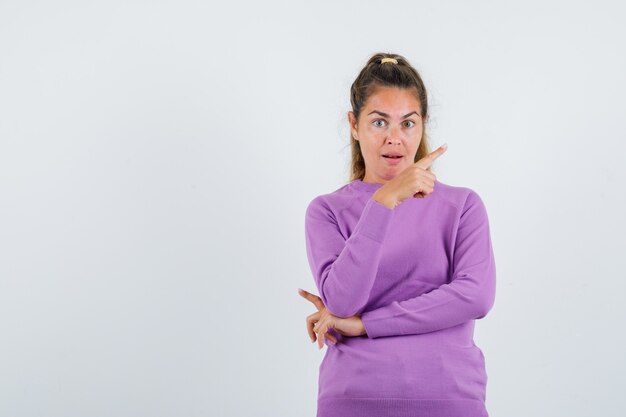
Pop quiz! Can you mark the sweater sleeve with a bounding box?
[360,190,496,338]
[304,195,395,318]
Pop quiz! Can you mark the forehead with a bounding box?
[364,87,420,115]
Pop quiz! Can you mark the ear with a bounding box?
[348,111,358,140]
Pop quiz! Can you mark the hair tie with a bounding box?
[380,57,398,64]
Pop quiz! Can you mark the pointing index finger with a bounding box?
[416,143,447,169]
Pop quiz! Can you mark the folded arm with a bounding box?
[360,190,496,338]
[304,196,395,318]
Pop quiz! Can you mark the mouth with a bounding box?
[382,154,404,165]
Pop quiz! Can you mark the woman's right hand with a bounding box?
[373,143,448,208]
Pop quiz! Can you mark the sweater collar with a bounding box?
[350,179,386,192]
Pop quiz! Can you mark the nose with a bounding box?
[386,127,402,145]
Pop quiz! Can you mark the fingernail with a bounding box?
[441,143,448,149]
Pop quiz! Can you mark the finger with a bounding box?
[315,321,324,349]
[298,288,325,310]
[322,326,337,345]
[315,320,337,345]
[415,143,447,170]
[321,322,332,348]
[426,171,436,182]
[307,319,316,342]
[422,182,434,194]
[307,313,321,342]
[418,144,447,169]
[414,175,436,197]
[415,187,435,198]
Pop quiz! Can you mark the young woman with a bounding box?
[298,53,496,417]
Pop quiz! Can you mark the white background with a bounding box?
[1,1,625,416]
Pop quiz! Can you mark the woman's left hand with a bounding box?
[298,288,366,349]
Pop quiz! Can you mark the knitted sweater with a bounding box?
[304,179,496,417]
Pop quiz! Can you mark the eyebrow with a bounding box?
[367,110,421,118]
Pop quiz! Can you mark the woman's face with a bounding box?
[349,86,424,183]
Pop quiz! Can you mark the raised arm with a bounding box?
[360,190,496,338]
[304,195,395,318]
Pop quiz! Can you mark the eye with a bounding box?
[373,119,386,128]
[404,120,415,128]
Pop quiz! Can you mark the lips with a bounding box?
[382,152,403,158]
[382,155,403,165]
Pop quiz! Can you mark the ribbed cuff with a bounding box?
[361,307,390,339]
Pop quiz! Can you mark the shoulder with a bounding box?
[305,182,359,218]
[433,179,489,216]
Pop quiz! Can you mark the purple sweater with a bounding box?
[304,179,496,417]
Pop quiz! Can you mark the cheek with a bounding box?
[413,128,424,146]
[364,149,384,165]
[364,148,379,162]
